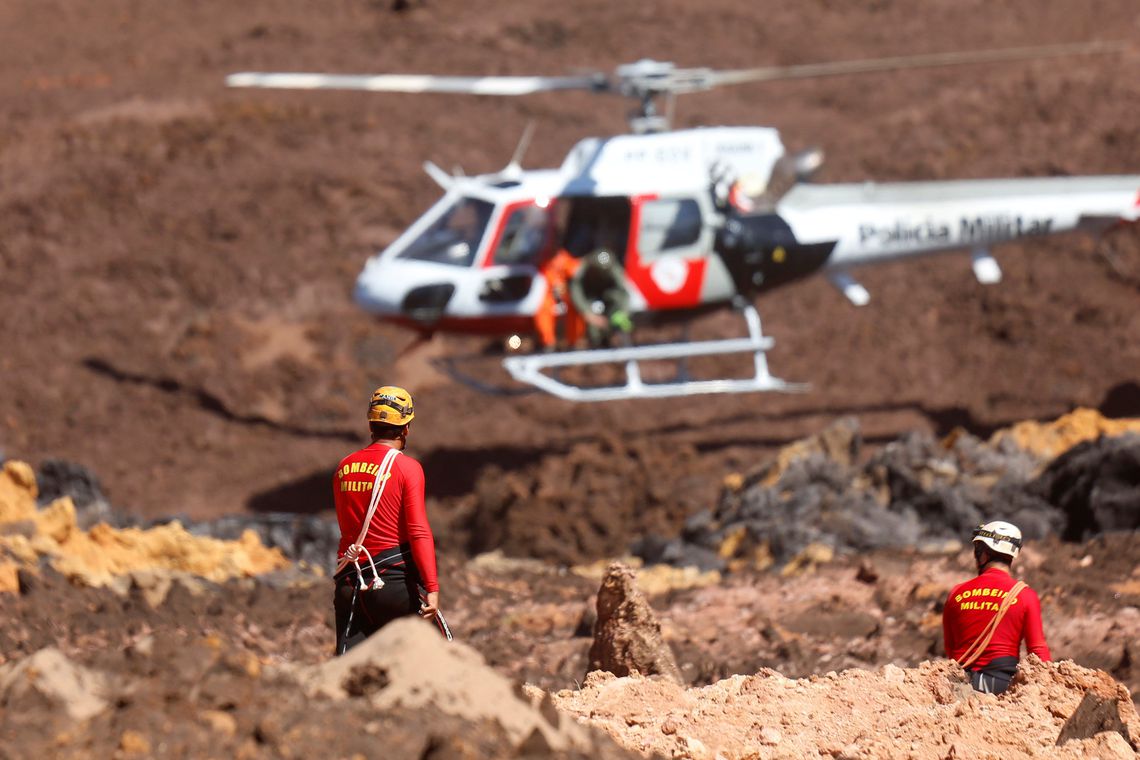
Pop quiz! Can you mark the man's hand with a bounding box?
[420,591,440,620]
[586,313,608,328]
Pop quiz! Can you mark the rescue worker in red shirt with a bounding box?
[534,248,585,351]
[332,385,450,654]
[942,520,1051,694]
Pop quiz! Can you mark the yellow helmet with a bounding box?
[368,386,414,425]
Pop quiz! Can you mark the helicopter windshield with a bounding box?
[399,197,493,267]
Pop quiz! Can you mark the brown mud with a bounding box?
[2,532,1138,757]
[1,0,1139,545]
[2,1,1140,756]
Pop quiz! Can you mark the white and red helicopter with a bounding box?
[227,42,1139,401]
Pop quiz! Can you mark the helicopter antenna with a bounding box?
[422,161,453,190]
[503,120,536,178]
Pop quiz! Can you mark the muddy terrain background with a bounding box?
[3,5,1140,757]
[2,0,1139,559]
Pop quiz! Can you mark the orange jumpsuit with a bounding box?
[535,249,584,348]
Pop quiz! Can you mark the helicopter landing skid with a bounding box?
[501,304,808,402]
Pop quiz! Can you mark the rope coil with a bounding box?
[956,580,1026,670]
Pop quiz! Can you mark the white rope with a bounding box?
[337,447,401,588]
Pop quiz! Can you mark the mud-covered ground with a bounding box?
[2,0,1139,561]
[3,419,1139,757]
[2,2,1139,756]
[2,531,1138,757]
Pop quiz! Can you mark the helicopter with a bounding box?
[227,42,1139,402]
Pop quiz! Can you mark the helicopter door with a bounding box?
[626,195,714,308]
[478,201,553,303]
[560,197,632,259]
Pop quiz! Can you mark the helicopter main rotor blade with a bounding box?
[225,72,602,96]
[703,40,1127,89]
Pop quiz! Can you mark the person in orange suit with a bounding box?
[534,248,585,351]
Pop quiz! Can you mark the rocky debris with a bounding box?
[1056,691,1136,750]
[0,647,110,721]
[554,656,1140,760]
[749,415,863,487]
[0,625,636,760]
[34,458,115,528]
[0,532,1138,757]
[638,412,1140,572]
[182,512,340,570]
[1029,433,1140,541]
[991,408,1140,460]
[588,562,682,683]
[10,459,342,571]
[0,460,289,592]
[0,460,38,523]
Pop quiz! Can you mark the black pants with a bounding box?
[333,567,421,655]
[968,656,1019,695]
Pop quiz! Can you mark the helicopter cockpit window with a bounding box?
[637,198,703,260]
[491,205,551,266]
[399,197,493,267]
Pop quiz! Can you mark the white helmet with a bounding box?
[972,520,1022,559]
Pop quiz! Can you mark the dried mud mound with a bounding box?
[554,657,1139,759]
[465,434,712,564]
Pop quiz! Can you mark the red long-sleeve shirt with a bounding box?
[332,443,439,592]
[943,567,1050,668]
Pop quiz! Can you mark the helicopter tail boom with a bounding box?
[776,175,1140,274]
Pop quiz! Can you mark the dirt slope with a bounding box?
[553,657,1139,759]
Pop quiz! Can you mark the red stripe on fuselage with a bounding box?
[382,314,536,337]
[625,194,707,310]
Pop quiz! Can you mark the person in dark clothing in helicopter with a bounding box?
[568,247,633,348]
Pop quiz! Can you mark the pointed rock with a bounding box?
[587,562,682,683]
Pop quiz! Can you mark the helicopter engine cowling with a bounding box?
[716,212,837,296]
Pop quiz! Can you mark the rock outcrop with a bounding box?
[588,562,682,683]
